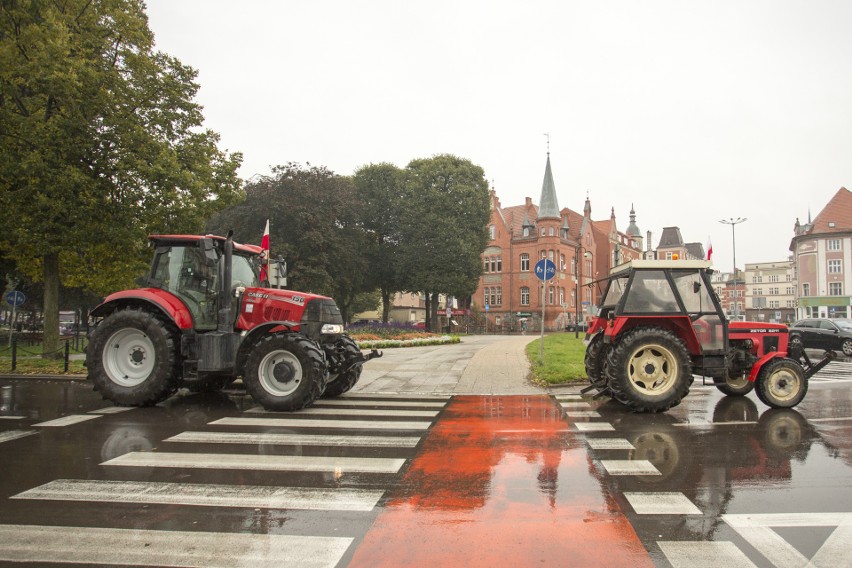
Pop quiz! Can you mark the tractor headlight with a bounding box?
[321,323,344,335]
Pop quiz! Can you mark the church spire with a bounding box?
[538,153,561,220]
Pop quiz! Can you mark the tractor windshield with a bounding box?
[232,255,260,288]
[601,275,628,307]
[623,270,679,313]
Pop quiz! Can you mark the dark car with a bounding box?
[789,318,852,356]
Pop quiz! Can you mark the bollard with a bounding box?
[11,337,16,371]
[64,340,70,372]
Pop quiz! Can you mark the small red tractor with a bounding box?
[86,233,380,411]
[582,259,835,412]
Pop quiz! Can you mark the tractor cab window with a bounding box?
[151,245,218,329]
[601,275,628,307]
[232,255,259,288]
[671,271,717,314]
[623,270,679,313]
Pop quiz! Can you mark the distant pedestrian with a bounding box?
[521,320,526,335]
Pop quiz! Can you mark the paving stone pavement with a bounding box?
[352,335,546,395]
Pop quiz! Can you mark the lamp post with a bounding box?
[574,246,592,338]
[719,217,747,318]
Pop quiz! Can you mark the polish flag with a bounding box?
[706,236,713,261]
[259,219,270,283]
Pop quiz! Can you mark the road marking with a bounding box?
[723,512,852,568]
[88,406,134,414]
[102,451,406,473]
[340,393,451,400]
[573,422,615,432]
[0,524,352,568]
[211,417,432,430]
[624,492,701,515]
[565,411,602,418]
[166,431,422,447]
[13,479,383,511]
[249,407,439,418]
[555,394,585,401]
[809,416,852,423]
[312,399,447,408]
[0,430,37,444]
[600,460,661,475]
[33,415,101,427]
[559,402,593,409]
[0,416,25,420]
[586,438,635,450]
[657,541,757,567]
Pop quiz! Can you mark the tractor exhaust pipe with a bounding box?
[218,230,234,332]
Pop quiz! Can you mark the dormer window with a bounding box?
[523,227,530,237]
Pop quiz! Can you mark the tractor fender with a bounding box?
[90,289,194,329]
[747,351,788,383]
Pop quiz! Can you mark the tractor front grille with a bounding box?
[263,306,292,322]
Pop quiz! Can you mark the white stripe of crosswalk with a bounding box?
[0,524,352,568]
[247,407,439,417]
[211,417,432,430]
[33,415,101,427]
[311,399,447,408]
[13,479,383,511]
[166,431,422,447]
[0,430,37,444]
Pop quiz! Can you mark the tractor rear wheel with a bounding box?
[714,372,755,397]
[243,333,327,411]
[584,333,608,389]
[605,327,692,413]
[88,308,181,406]
[755,358,807,408]
[322,335,363,398]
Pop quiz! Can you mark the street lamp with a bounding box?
[719,217,747,319]
[574,246,592,339]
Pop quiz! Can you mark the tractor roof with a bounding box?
[148,234,263,255]
[610,259,713,276]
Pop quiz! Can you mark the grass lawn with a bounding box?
[0,339,87,375]
[526,333,589,386]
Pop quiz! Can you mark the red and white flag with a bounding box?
[706,236,713,261]
[259,219,270,282]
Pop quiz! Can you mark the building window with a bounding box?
[549,227,554,236]
[496,256,502,272]
[802,283,810,296]
[829,282,843,296]
[754,288,763,296]
[787,287,795,295]
[829,260,842,273]
[521,287,530,306]
[769,287,779,295]
[769,300,780,308]
[489,225,495,240]
[787,300,795,308]
[828,239,842,251]
[520,253,530,272]
[548,250,554,261]
[523,227,530,237]
[769,275,779,282]
[548,286,554,305]
[483,258,489,273]
[559,287,565,306]
[484,287,489,305]
[665,252,673,260]
[560,254,566,271]
[541,228,546,236]
[571,289,576,307]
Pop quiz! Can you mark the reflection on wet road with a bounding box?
[1,377,852,566]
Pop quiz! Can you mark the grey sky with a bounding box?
[145,0,852,273]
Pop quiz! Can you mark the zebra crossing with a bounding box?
[0,394,451,567]
[808,359,852,382]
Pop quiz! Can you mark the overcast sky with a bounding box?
[145,0,852,273]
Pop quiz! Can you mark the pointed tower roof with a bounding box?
[537,154,561,220]
[626,203,641,237]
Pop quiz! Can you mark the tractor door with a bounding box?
[671,270,727,354]
[150,244,220,330]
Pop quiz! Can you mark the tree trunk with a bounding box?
[424,292,430,330]
[381,287,391,323]
[430,292,440,333]
[42,252,61,359]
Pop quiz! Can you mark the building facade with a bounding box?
[474,155,642,331]
[743,261,796,324]
[710,270,746,320]
[790,187,852,319]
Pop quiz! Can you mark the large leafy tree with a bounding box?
[206,163,371,323]
[353,163,406,322]
[399,154,490,329]
[0,0,242,356]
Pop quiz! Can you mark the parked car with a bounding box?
[789,318,852,356]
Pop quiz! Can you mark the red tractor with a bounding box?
[86,233,380,411]
[582,259,834,412]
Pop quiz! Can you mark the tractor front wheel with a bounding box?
[87,308,181,406]
[243,334,327,411]
[322,335,363,398]
[584,333,608,389]
[605,327,692,413]
[755,358,807,408]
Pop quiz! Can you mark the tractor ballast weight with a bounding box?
[85,233,380,411]
[582,259,834,413]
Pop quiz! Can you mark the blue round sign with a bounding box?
[534,259,557,281]
[5,291,25,307]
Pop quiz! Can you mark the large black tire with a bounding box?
[755,358,807,408]
[605,327,692,413]
[87,308,181,406]
[713,372,755,397]
[322,335,363,398]
[584,333,608,388]
[243,334,327,411]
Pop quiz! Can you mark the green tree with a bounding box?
[206,163,371,322]
[399,154,490,330]
[353,163,406,322]
[0,0,242,357]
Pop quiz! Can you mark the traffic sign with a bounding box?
[534,259,556,281]
[485,304,489,312]
[5,291,25,307]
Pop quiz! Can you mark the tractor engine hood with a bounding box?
[237,287,345,337]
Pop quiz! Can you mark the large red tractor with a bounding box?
[86,233,380,411]
[583,259,834,412]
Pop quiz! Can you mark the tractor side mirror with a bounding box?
[268,258,287,289]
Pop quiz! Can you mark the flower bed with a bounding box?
[347,321,459,348]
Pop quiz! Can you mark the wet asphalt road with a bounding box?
[1,347,852,566]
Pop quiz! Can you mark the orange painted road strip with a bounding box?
[349,395,653,567]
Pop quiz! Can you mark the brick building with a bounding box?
[474,155,642,331]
